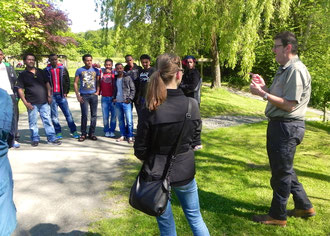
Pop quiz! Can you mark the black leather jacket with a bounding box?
[134,89,202,186]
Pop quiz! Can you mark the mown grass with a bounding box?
[88,121,329,236]
[87,86,330,235]
[200,86,266,118]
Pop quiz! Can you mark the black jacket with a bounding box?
[124,63,142,101]
[113,75,135,102]
[134,89,202,186]
[44,64,70,97]
[179,68,202,104]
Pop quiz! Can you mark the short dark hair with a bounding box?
[274,31,298,54]
[104,59,113,64]
[115,63,123,67]
[49,53,57,58]
[140,54,151,61]
[23,53,36,61]
[82,54,93,61]
[125,54,132,59]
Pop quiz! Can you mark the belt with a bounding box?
[268,117,303,122]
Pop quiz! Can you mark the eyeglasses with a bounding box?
[273,44,283,49]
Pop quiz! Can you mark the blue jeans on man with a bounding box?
[115,102,133,138]
[156,179,210,236]
[51,94,77,134]
[28,103,57,142]
[80,94,98,136]
[101,96,116,133]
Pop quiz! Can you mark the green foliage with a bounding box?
[293,0,330,113]
[74,30,116,58]
[96,0,294,87]
[0,0,45,41]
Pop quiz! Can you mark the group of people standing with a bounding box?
[0,31,316,235]
[6,51,202,147]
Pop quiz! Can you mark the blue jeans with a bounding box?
[115,102,133,138]
[156,179,209,236]
[80,94,98,136]
[51,94,77,134]
[28,103,57,142]
[0,154,17,236]
[101,96,116,133]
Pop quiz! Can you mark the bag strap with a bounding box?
[164,98,192,181]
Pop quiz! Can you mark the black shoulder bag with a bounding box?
[129,98,192,216]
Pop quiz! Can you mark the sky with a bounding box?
[56,0,103,33]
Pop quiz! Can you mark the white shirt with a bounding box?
[0,62,13,95]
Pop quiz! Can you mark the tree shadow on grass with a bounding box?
[15,223,101,236]
[174,188,267,216]
[197,146,330,184]
[306,121,330,133]
[295,169,330,183]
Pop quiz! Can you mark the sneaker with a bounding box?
[13,141,20,148]
[109,132,115,138]
[252,214,286,227]
[116,136,125,142]
[56,133,63,139]
[72,131,80,139]
[48,139,62,145]
[128,137,134,144]
[287,208,316,218]
[31,141,39,147]
[105,132,111,137]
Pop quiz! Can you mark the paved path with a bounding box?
[9,95,136,235]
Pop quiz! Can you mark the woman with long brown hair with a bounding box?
[134,53,209,235]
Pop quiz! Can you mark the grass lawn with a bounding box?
[200,87,266,118]
[87,86,330,236]
[88,121,329,236]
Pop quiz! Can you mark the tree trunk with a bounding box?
[211,32,221,88]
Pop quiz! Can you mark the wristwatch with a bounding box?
[263,93,268,101]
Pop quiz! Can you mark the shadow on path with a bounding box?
[15,223,101,236]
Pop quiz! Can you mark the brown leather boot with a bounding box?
[287,208,316,218]
[252,214,287,227]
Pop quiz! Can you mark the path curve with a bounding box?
[10,95,136,235]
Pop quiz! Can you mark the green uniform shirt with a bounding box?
[265,55,311,120]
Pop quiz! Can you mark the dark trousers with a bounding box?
[80,94,98,136]
[267,120,313,220]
